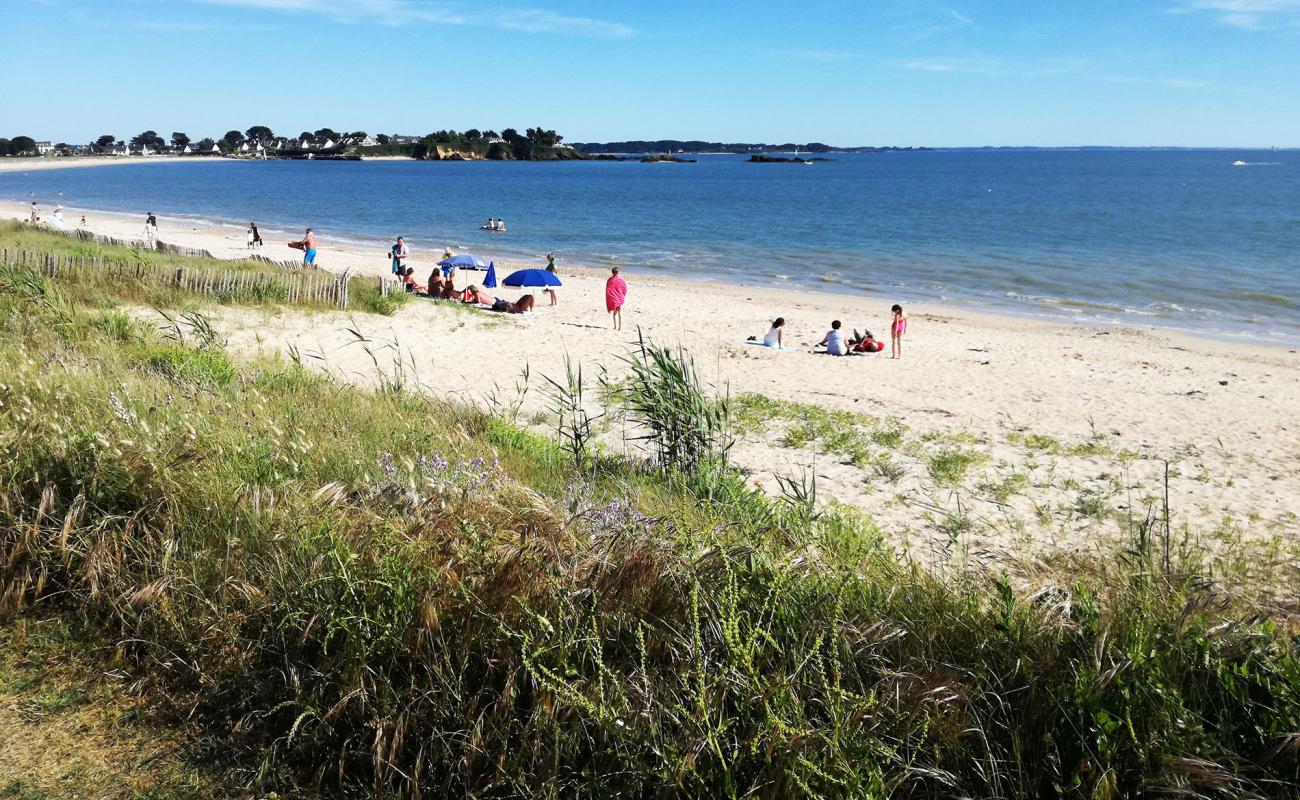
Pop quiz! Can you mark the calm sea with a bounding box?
[3,150,1298,343]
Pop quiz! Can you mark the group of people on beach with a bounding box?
[758,305,908,358]
[382,236,628,325]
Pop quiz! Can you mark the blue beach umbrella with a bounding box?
[437,253,489,270]
[484,261,497,289]
[502,268,562,288]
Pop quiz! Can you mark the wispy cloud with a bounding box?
[789,49,863,63]
[187,0,632,36]
[903,57,1007,76]
[1101,74,1212,89]
[1171,0,1300,30]
[902,56,1209,90]
[950,10,973,26]
[132,19,219,32]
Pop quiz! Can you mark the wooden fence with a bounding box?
[64,226,303,270]
[1,248,351,309]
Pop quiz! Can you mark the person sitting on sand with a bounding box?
[491,294,536,314]
[427,271,445,298]
[442,282,466,302]
[400,266,425,294]
[850,329,884,353]
[763,317,785,348]
[463,285,496,305]
[817,320,848,356]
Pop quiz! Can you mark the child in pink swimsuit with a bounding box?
[890,304,907,359]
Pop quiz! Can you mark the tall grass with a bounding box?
[616,329,732,475]
[0,262,1298,798]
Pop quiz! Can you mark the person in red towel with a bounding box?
[605,267,628,330]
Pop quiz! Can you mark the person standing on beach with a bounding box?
[144,212,158,249]
[29,201,39,223]
[890,304,908,359]
[247,222,263,250]
[289,228,317,268]
[301,228,317,268]
[605,267,627,330]
[390,236,409,276]
[544,262,559,306]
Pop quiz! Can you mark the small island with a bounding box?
[747,154,832,163]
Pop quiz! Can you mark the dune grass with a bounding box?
[0,257,1298,798]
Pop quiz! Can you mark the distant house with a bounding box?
[390,135,420,145]
[318,138,336,150]
[35,141,54,155]
[360,136,379,147]
[299,137,315,150]
[109,145,129,156]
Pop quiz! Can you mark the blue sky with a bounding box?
[3,0,1299,146]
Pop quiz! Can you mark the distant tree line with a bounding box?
[7,125,589,160]
[0,136,39,156]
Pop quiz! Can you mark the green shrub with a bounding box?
[132,343,235,387]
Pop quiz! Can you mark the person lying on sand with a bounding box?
[849,329,884,353]
[442,282,466,302]
[491,294,536,314]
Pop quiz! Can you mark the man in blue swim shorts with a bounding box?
[301,228,317,268]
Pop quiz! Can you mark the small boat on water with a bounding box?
[1233,160,1247,166]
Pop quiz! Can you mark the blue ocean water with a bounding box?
[3,150,1298,342]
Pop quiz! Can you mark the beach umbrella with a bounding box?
[502,268,562,288]
[483,261,497,289]
[437,253,489,270]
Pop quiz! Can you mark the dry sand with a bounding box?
[0,156,205,174]
[3,195,1298,577]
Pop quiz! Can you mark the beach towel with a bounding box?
[605,275,627,312]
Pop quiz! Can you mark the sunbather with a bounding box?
[491,294,536,314]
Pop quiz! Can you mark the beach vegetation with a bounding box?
[926,445,987,486]
[1,257,1299,798]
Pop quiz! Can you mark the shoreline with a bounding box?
[2,195,1296,355]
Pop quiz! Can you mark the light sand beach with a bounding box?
[0,156,207,174]
[4,196,1298,574]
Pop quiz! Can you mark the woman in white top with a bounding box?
[763,317,785,348]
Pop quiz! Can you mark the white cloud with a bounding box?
[187,0,632,36]
[1175,0,1300,30]
[951,10,972,25]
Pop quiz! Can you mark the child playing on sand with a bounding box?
[890,304,907,359]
